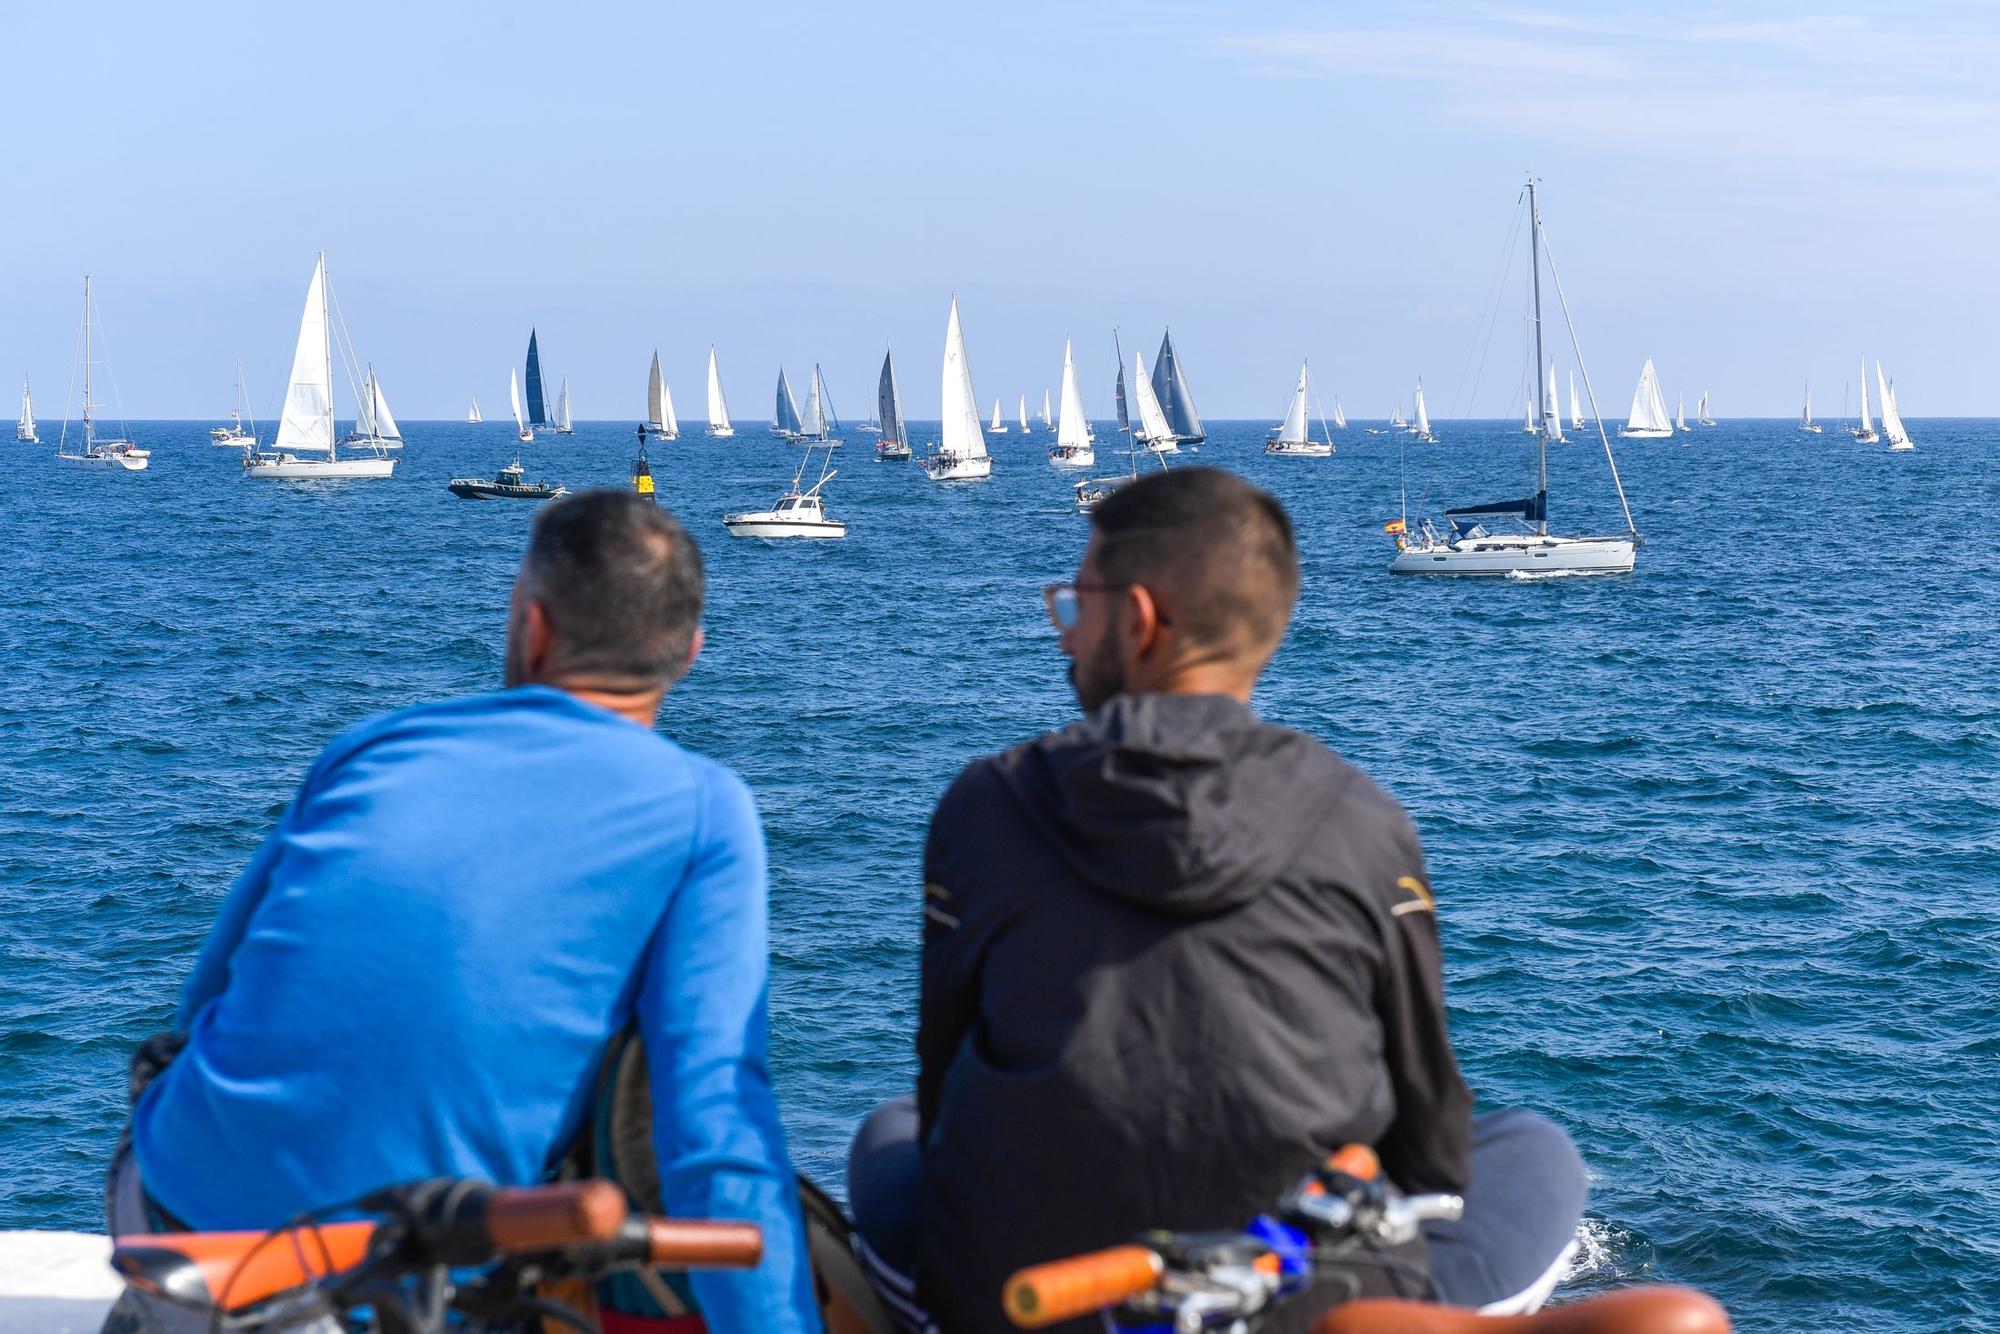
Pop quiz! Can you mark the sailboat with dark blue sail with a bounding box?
[1148,329,1205,450]
[772,367,803,439]
[524,330,549,433]
[876,348,912,461]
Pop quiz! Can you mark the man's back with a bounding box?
[916,693,1471,1331]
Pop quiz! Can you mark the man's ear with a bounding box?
[1123,584,1164,657]
[520,599,556,680]
[681,627,704,677]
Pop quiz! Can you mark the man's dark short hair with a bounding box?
[521,491,704,683]
[1090,468,1299,653]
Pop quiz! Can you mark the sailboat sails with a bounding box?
[1570,373,1584,430]
[989,398,1004,431]
[1332,398,1347,430]
[556,378,573,431]
[275,257,336,453]
[799,365,832,439]
[1412,381,1432,438]
[1877,361,1912,449]
[1114,362,1133,438]
[467,397,482,424]
[509,369,527,436]
[1056,340,1090,449]
[1800,383,1815,429]
[1041,389,1052,429]
[878,350,910,452]
[1675,394,1688,432]
[1544,361,1565,442]
[1621,359,1672,437]
[18,376,37,441]
[356,371,401,442]
[1018,395,1029,433]
[940,297,987,460]
[1133,353,1177,445]
[523,331,548,427]
[648,353,677,435]
[1275,363,1310,445]
[1150,331,1204,442]
[774,369,803,434]
[707,349,732,432]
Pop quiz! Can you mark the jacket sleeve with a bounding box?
[1371,818,1474,1196]
[635,769,821,1334]
[917,768,980,1138]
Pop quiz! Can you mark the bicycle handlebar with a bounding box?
[1003,1244,1165,1328]
[1314,1285,1731,1334]
[644,1218,763,1269]
[486,1181,628,1253]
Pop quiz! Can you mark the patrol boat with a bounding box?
[447,455,567,500]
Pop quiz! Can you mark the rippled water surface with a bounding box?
[2,418,1995,1331]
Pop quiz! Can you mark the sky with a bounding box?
[3,1,1995,423]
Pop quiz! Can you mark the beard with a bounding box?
[1067,634,1125,713]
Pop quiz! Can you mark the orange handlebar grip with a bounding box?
[486,1181,629,1252]
[1003,1245,1165,1328]
[1326,1143,1381,1181]
[645,1219,764,1269]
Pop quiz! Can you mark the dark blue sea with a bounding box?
[2,418,1994,1331]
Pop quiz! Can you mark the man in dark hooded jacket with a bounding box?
[848,469,1586,1333]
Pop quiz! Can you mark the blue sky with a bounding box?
[3,1,1994,421]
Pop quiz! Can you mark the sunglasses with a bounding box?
[1042,581,1129,630]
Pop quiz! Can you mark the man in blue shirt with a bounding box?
[105,491,819,1332]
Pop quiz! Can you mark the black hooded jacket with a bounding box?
[914,693,1472,1333]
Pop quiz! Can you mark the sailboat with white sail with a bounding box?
[1411,380,1435,443]
[1798,382,1822,433]
[1132,349,1181,454]
[1047,340,1095,469]
[643,352,678,441]
[211,359,258,447]
[1018,395,1030,435]
[16,375,37,444]
[1675,393,1690,434]
[244,255,393,479]
[1697,391,1716,427]
[1390,179,1639,576]
[1851,357,1878,442]
[794,364,841,447]
[1877,361,1913,451]
[1617,359,1673,439]
[1570,372,1584,431]
[551,377,575,434]
[706,348,735,436]
[467,397,483,424]
[921,296,991,481]
[344,367,404,451]
[1041,389,1053,431]
[1149,330,1205,448]
[1076,332,1166,513]
[511,369,533,443]
[876,347,912,460]
[1545,361,1566,443]
[1332,397,1347,430]
[55,276,150,471]
[772,368,803,438]
[1264,361,1334,457]
[1390,401,1408,429]
[724,438,845,539]
[988,397,1009,435]
[1521,392,1538,433]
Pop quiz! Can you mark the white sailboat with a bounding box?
[644,352,679,440]
[1617,359,1673,439]
[1132,349,1180,454]
[1041,389,1053,430]
[1697,391,1716,427]
[245,255,393,479]
[1675,393,1689,434]
[1076,331,1164,513]
[54,276,150,471]
[1878,361,1913,451]
[794,364,841,446]
[1411,380,1435,443]
[723,439,845,539]
[1018,394,1030,434]
[1521,391,1538,433]
[1332,397,1347,430]
[706,347,735,436]
[1545,361,1565,443]
[1570,372,1584,431]
[988,397,1009,434]
[346,368,403,450]
[1264,360,1333,457]
[1390,179,1639,577]
[551,377,575,434]
[467,397,482,424]
[211,359,258,447]
[1798,381,1822,433]
[15,375,37,444]
[510,368,533,443]
[921,296,992,481]
[1390,401,1408,428]
[1851,357,1879,442]
[1047,339,1095,468]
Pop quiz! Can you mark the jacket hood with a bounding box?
[998,692,1349,916]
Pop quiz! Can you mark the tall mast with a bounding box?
[1527,178,1548,534]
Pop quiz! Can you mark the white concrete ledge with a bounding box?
[0,1232,119,1334]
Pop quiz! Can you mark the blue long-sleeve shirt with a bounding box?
[133,685,819,1332]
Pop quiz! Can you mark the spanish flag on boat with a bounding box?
[1383,518,1406,535]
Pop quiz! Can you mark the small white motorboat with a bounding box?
[725,443,845,539]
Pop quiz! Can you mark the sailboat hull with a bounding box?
[60,449,149,471]
[1264,441,1333,457]
[921,454,992,482]
[876,441,913,461]
[245,454,395,479]
[1048,446,1095,469]
[708,427,736,437]
[1389,533,1636,576]
[1616,427,1674,439]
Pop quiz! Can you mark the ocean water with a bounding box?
[1,417,1994,1331]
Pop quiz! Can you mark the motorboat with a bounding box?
[448,458,567,500]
